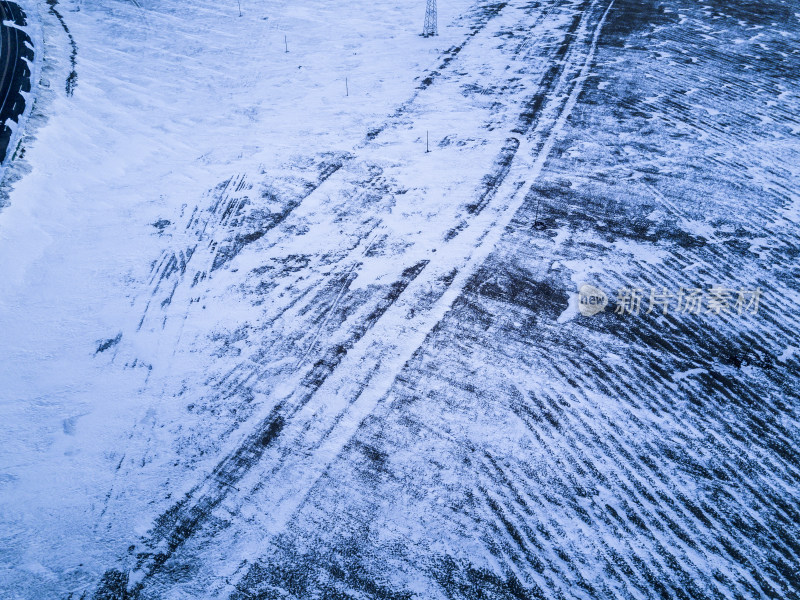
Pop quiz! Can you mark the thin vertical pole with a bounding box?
[237,0,241,16]
[346,77,349,97]
[426,131,430,153]
[284,35,288,53]
[533,195,547,229]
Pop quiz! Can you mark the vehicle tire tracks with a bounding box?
[90,1,618,597]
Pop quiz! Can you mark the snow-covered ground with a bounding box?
[0,0,798,597]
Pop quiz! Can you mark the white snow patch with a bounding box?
[612,239,666,265]
[777,346,798,363]
[672,368,707,381]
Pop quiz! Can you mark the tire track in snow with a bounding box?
[216,2,616,596]
[93,1,617,596]
[100,4,562,577]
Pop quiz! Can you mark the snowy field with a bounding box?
[0,0,798,597]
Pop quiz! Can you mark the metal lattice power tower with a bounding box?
[423,0,437,36]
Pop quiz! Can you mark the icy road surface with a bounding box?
[0,0,798,597]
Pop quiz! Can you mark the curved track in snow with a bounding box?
[95,0,622,597]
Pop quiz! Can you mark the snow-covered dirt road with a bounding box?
[0,0,798,597]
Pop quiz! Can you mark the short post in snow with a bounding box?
[426,131,430,153]
[346,77,349,97]
[284,35,288,53]
[533,194,546,230]
[237,0,241,16]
